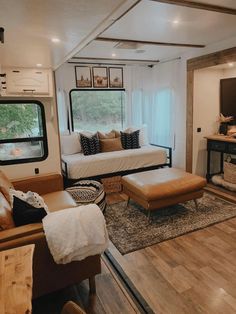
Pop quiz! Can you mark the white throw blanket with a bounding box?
[42,204,109,264]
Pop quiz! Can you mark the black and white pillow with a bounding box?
[80,133,100,155]
[12,196,47,227]
[120,130,140,149]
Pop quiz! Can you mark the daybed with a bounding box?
[60,129,172,184]
[0,171,101,298]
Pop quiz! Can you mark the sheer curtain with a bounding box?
[125,59,180,148]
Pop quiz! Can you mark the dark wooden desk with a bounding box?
[205,135,236,182]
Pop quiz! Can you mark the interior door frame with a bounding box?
[186,46,236,172]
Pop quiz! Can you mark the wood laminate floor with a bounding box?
[34,188,236,314]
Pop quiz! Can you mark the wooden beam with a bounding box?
[97,37,205,48]
[71,56,159,63]
[150,0,236,15]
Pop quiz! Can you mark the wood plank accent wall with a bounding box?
[186,46,236,172]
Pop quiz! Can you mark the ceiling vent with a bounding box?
[114,41,142,50]
[0,28,4,43]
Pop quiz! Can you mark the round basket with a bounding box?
[224,162,236,184]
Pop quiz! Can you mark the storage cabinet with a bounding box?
[0,67,53,97]
[6,69,50,95]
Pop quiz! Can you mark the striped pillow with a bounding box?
[120,130,140,149]
[80,134,100,155]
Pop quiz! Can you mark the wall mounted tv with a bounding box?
[220,77,236,124]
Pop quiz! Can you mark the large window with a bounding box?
[70,89,125,132]
[0,100,48,165]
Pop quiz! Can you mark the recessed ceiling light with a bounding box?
[228,62,234,67]
[112,53,116,57]
[173,19,180,25]
[51,37,60,43]
[36,63,42,67]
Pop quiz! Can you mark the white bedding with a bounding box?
[62,145,167,179]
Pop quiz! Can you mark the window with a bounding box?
[70,89,125,132]
[0,100,48,165]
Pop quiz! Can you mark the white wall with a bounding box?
[0,72,61,180]
[193,68,221,176]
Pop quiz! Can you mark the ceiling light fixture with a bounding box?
[173,20,180,25]
[51,37,60,43]
[36,63,42,67]
[228,62,234,67]
[112,53,116,57]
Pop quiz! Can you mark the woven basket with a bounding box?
[101,176,122,193]
[224,162,236,184]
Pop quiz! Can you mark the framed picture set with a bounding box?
[75,66,92,88]
[92,67,108,88]
[109,67,123,88]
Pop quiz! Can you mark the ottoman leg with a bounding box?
[194,199,199,210]
[126,197,130,209]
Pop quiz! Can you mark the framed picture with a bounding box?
[92,67,108,88]
[109,67,123,88]
[75,66,92,88]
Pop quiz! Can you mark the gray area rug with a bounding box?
[105,193,236,255]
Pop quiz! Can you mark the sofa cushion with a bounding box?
[42,191,77,212]
[120,130,140,149]
[97,130,116,139]
[0,170,14,204]
[100,137,123,152]
[60,133,81,155]
[12,196,47,227]
[80,134,100,156]
[0,192,15,230]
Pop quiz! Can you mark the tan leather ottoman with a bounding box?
[122,168,207,221]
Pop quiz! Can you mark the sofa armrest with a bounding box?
[12,173,63,195]
[0,223,43,243]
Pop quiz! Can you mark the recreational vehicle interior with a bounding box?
[0,1,236,313]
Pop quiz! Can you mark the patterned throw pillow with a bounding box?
[12,196,47,227]
[80,134,100,155]
[120,130,140,149]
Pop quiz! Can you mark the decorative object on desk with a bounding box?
[92,67,108,88]
[105,193,236,254]
[228,125,236,137]
[75,66,92,88]
[218,113,234,135]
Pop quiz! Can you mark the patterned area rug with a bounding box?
[105,193,236,255]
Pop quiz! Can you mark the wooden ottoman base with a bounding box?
[122,168,207,221]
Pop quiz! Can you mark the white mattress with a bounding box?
[62,145,167,179]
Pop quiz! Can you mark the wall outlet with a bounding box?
[34,168,39,174]
[197,128,201,133]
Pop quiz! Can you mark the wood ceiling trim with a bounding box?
[96,37,205,48]
[150,0,236,15]
[71,56,159,63]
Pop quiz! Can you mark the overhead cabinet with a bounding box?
[5,68,52,96]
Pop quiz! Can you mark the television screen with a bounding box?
[220,77,236,124]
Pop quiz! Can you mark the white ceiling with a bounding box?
[1,0,236,69]
[75,0,236,62]
[0,0,133,68]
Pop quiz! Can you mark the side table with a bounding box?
[0,244,35,314]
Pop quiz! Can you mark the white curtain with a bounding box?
[125,60,180,148]
[57,89,68,132]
